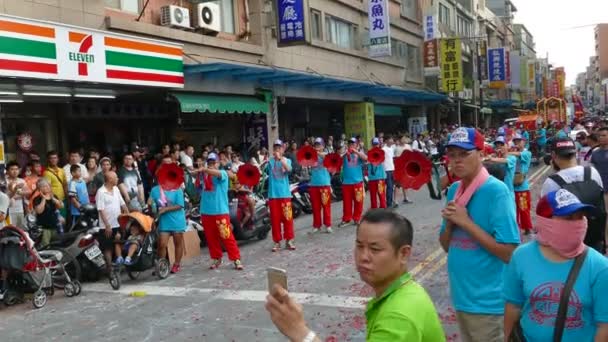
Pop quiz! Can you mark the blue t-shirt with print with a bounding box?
[440,176,520,314]
[267,158,292,199]
[504,241,608,341]
[310,156,331,186]
[522,131,530,149]
[342,153,364,185]
[68,179,89,216]
[502,155,517,193]
[199,170,230,215]
[514,150,532,192]
[367,163,386,181]
[150,186,186,232]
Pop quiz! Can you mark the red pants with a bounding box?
[268,198,295,242]
[515,190,533,231]
[309,186,332,228]
[368,179,387,209]
[342,182,365,222]
[201,214,241,261]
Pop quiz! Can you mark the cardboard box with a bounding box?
[166,229,201,265]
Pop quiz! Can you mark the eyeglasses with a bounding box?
[446,150,476,160]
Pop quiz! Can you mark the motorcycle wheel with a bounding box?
[292,202,302,218]
[198,231,207,247]
[50,248,82,290]
[109,271,121,290]
[257,226,270,240]
[127,271,141,280]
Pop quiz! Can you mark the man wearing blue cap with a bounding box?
[339,137,368,227]
[439,127,520,342]
[267,139,295,252]
[309,138,333,234]
[485,135,517,194]
[504,189,608,341]
[199,152,243,270]
[368,138,387,209]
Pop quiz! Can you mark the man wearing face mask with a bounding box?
[504,189,608,341]
[541,137,605,253]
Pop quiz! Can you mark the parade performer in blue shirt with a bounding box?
[339,138,368,227]
[309,138,332,234]
[267,139,295,252]
[367,138,387,209]
[510,134,533,234]
[198,153,243,270]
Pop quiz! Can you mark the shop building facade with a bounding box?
[1,0,444,161]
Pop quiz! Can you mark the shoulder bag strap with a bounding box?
[583,166,591,182]
[47,168,65,186]
[549,173,568,187]
[553,248,588,342]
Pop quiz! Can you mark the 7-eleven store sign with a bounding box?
[0,14,184,88]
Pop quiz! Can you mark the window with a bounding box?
[457,16,471,37]
[401,0,418,20]
[105,0,139,13]
[202,0,234,33]
[439,4,450,27]
[406,44,421,79]
[325,15,358,50]
[311,10,322,40]
[390,39,408,65]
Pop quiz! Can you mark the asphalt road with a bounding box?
[0,164,552,342]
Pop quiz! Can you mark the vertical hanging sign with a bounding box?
[478,40,488,81]
[368,0,391,57]
[275,0,309,47]
[440,38,463,92]
[424,15,436,41]
[488,48,506,89]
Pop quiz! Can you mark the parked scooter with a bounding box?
[290,179,312,219]
[228,190,271,241]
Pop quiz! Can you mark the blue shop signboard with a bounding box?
[275,0,309,47]
[487,48,506,82]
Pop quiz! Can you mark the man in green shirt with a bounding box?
[265,209,445,341]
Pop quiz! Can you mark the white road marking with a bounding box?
[86,283,369,309]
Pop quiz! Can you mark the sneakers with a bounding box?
[234,259,244,270]
[309,228,322,235]
[113,256,124,265]
[403,198,413,204]
[324,226,333,234]
[338,221,351,228]
[124,257,133,266]
[353,220,361,226]
[272,243,281,252]
[209,259,222,270]
[286,240,296,250]
[170,264,181,274]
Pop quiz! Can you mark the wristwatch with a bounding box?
[302,331,316,342]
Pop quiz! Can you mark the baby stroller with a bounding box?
[0,225,81,308]
[109,212,170,290]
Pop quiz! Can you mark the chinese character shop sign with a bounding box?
[488,47,506,89]
[424,15,435,41]
[275,0,308,47]
[440,38,463,92]
[368,0,391,58]
[0,14,183,88]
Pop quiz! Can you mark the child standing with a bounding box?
[68,164,89,229]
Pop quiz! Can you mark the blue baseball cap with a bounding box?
[314,137,324,145]
[273,139,283,146]
[446,127,484,151]
[207,153,218,161]
[494,136,506,145]
[537,189,594,218]
[349,137,357,144]
[512,133,524,141]
[372,137,380,145]
[497,127,506,136]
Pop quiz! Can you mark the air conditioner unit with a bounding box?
[195,2,221,34]
[160,5,191,29]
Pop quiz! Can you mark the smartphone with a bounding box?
[267,267,288,292]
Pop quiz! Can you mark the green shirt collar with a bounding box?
[367,272,412,309]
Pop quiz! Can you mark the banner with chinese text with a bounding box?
[368,0,391,57]
[275,0,309,47]
[478,40,488,81]
[488,48,506,89]
[424,15,436,41]
[555,67,566,98]
[344,103,375,149]
[440,38,463,92]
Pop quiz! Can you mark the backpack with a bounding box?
[549,167,606,253]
